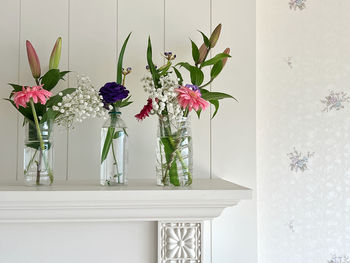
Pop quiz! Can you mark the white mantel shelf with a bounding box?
[0,178,251,223]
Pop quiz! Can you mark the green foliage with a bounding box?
[40,69,61,91]
[173,67,183,86]
[200,53,231,68]
[190,40,200,64]
[147,36,161,89]
[45,88,75,108]
[176,62,204,86]
[200,88,237,101]
[101,127,115,164]
[114,96,133,108]
[160,137,180,186]
[198,30,210,47]
[209,99,219,118]
[210,60,224,79]
[116,32,132,84]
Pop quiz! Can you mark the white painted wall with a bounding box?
[0,0,256,262]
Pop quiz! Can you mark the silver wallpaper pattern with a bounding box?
[258,0,350,261]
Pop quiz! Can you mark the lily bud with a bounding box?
[26,40,41,79]
[222,48,230,66]
[198,43,208,64]
[49,37,62,70]
[209,24,222,48]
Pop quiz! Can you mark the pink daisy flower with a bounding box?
[176,86,209,112]
[13,85,52,109]
[135,98,153,121]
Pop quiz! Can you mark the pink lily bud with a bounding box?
[49,37,62,70]
[209,24,222,48]
[222,48,230,67]
[26,40,41,79]
[198,43,208,64]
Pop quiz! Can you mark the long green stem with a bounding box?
[29,99,45,185]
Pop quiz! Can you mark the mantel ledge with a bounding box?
[0,178,251,223]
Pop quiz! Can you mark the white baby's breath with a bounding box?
[54,75,109,128]
[141,74,183,120]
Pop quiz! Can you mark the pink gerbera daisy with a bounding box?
[176,86,209,112]
[13,85,52,109]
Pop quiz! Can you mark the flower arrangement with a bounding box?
[6,37,75,185]
[99,33,133,185]
[136,24,235,186]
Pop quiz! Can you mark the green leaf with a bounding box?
[147,36,160,89]
[114,96,133,108]
[4,98,34,121]
[173,67,183,86]
[195,109,202,118]
[46,88,75,108]
[116,32,132,84]
[210,60,223,79]
[160,137,180,186]
[40,108,59,124]
[176,62,204,86]
[198,30,210,47]
[8,83,23,92]
[158,61,172,76]
[40,69,61,91]
[101,127,115,163]
[113,131,123,139]
[169,160,180,186]
[59,71,70,80]
[201,53,231,68]
[209,99,219,118]
[190,39,200,64]
[201,90,237,101]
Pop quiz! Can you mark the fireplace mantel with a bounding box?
[0,178,251,222]
[0,178,251,263]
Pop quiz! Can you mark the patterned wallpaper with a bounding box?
[258,0,350,262]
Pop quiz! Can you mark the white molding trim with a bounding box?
[0,179,251,223]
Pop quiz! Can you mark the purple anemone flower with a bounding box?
[99,82,129,104]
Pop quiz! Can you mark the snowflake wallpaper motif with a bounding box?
[328,254,350,263]
[289,0,306,10]
[288,149,314,172]
[284,57,293,68]
[321,91,350,112]
[258,1,350,262]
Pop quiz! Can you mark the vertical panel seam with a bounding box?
[66,0,71,181]
[209,0,213,181]
[116,0,118,61]
[16,0,22,181]
[209,2,213,263]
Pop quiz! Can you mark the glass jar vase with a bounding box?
[24,119,53,186]
[156,116,193,186]
[100,110,128,185]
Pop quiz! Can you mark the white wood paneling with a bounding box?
[116,0,164,179]
[0,0,20,181]
[18,0,69,181]
[117,0,164,179]
[68,0,117,180]
[165,0,212,179]
[211,0,257,262]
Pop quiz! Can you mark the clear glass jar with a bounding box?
[156,116,193,186]
[24,119,53,186]
[100,110,128,185]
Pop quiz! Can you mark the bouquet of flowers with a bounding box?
[6,38,107,186]
[98,33,133,185]
[136,24,235,186]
